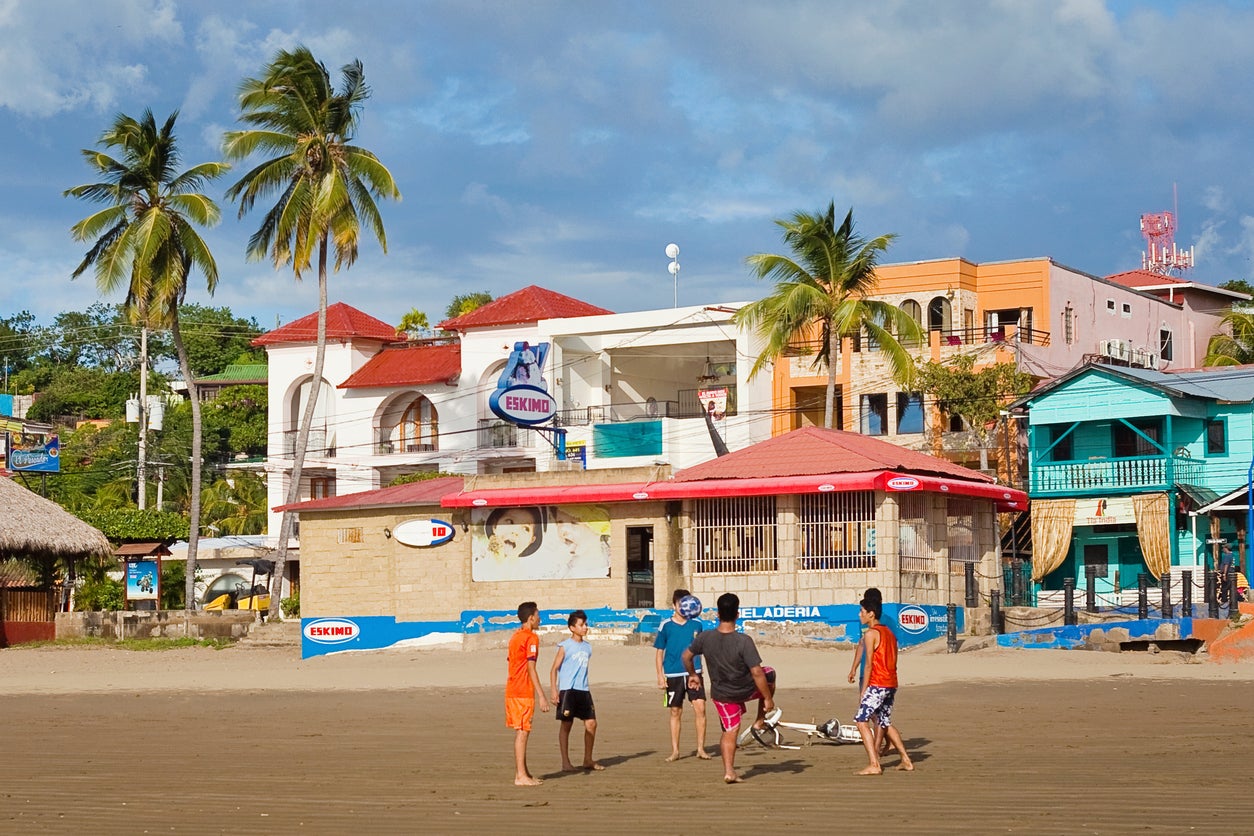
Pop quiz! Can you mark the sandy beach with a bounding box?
[1,640,1251,834]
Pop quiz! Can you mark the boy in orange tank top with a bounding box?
[848,596,914,776]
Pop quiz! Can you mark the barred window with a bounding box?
[947,497,976,574]
[693,496,777,574]
[898,492,931,573]
[798,492,876,571]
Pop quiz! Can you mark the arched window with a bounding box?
[401,396,438,452]
[899,300,922,345]
[927,296,951,332]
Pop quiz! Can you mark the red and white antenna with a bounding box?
[1140,188,1194,275]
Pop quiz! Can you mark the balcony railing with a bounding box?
[1030,454,1201,496]
[281,428,332,458]
[555,387,738,427]
[477,419,534,448]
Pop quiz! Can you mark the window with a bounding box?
[1160,328,1174,362]
[1048,426,1073,462]
[401,396,439,452]
[898,493,931,574]
[1207,419,1227,455]
[693,496,777,574]
[860,393,888,436]
[1106,299,1116,314]
[310,477,332,500]
[896,392,924,434]
[900,300,922,345]
[1113,419,1162,458]
[1121,303,1131,318]
[1063,305,1075,345]
[927,296,951,332]
[799,492,876,571]
[947,498,976,575]
[1083,544,1109,576]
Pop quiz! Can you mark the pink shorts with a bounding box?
[713,667,775,732]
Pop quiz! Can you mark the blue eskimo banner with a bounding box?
[301,603,957,658]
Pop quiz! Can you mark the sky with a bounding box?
[3,0,1254,333]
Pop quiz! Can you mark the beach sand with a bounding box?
[1,640,1250,834]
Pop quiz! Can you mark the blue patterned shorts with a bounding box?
[854,685,896,728]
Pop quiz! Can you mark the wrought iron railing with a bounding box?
[281,428,332,457]
[477,419,534,448]
[554,386,738,426]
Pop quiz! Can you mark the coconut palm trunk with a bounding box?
[169,315,202,609]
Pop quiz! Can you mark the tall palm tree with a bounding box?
[201,472,268,536]
[734,203,919,429]
[1204,308,1254,366]
[66,110,228,612]
[224,46,400,617]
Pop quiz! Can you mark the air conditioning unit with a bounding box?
[1098,339,1116,358]
[1145,353,1160,370]
[1114,339,1131,361]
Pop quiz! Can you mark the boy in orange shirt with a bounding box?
[848,595,913,775]
[506,601,551,786]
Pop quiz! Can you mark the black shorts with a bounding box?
[664,674,707,708]
[557,689,596,721]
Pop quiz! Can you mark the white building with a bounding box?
[255,286,772,536]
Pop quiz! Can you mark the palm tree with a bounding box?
[201,472,268,536]
[1204,308,1254,366]
[224,46,400,617]
[66,110,229,612]
[734,203,919,428]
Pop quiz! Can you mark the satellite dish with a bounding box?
[665,243,679,259]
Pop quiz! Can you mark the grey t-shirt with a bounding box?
[688,628,763,702]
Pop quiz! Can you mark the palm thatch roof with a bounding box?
[0,477,112,559]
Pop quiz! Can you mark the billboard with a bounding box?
[471,504,611,581]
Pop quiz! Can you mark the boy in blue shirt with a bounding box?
[550,609,603,772]
[654,589,710,761]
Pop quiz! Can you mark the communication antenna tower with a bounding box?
[1140,205,1194,276]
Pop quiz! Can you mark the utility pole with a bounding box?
[137,325,148,510]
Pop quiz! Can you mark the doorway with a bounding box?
[626,526,654,608]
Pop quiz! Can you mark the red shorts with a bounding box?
[713,667,775,732]
[505,697,535,731]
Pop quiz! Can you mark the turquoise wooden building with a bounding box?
[1016,363,1254,601]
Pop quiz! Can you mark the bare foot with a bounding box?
[514,776,544,786]
[896,760,915,772]
[665,753,682,762]
[582,762,605,771]
[560,764,579,772]
[723,774,744,784]
[855,766,883,776]
[696,751,713,760]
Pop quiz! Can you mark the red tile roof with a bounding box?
[339,343,461,389]
[673,426,994,483]
[1105,269,1187,288]
[436,285,612,331]
[252,302,399,346]
[278,476,465,513]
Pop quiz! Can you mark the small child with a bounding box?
[849,595,913,776]
[549,609,603,772]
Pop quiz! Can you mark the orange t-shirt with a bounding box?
[506,625,540,698]
[866,624,898,689]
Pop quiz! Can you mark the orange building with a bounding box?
[770,256,1235,476]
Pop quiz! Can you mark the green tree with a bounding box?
[0,311,38,381]
[170,304,264,375]
[203,385,268,458]
[734,203,918,428]
[914,353,1035,470]
[1219,279,1254,298]
[396,308,431,339]
[1205,308,1254,366]
[200,471,268,535]
[224,46,400,617]
[65,109,229,611]
[444,291,493,321]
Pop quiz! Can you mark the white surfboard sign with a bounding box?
[393,518,456,548]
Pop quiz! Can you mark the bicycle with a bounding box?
[736,707,863,750]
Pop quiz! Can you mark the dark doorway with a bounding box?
[626,526,654,608]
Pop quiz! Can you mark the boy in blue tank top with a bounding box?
[550,609,603,772]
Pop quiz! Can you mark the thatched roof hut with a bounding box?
[0,477,112,560]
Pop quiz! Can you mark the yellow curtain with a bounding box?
[1030,498,1076,582]
[1133,492,1172,580]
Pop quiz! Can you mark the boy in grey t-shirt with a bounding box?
[682,593,775,784]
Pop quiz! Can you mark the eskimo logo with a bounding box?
[304,618,360,644]
[897,606,929,634]
[886,477,920,491]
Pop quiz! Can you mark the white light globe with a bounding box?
[665,243,680,259]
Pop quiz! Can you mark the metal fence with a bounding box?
[798,491,876,571]
[692,496,777,575]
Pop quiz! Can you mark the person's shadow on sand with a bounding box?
[541,749,656,779]
[740,758,808,779]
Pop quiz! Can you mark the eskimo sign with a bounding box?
[489,341,557,425]
[304,618,361,644]
[897,605,930,634]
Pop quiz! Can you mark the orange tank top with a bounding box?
[866,624,898,689]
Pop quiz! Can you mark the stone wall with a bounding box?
[56,610,257,640]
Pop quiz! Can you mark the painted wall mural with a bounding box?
[471,504,612,581]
